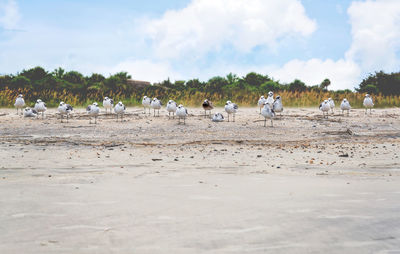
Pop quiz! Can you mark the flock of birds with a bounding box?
[13,92,375,127]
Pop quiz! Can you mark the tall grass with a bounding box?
[1,87,399,108]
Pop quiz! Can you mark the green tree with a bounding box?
[244,72,268,87]
[10,76,32,89]
[289,79,307,92]
[21,66,48,82]
[320,78,331,91]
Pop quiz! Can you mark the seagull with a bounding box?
[103,97,114,114]
[176,104,188,124]
[57,102,73,123]
[114,101,126,122]
[86,102,100,124]
[202,99,214,117]
[319,100,330,118]
[34,99,47,119]
[14,94,25,116]
[266,91,274,105]
[340,98,351,116]
[224,100,238,122]
[257,96,266,113]
[151,98,162,117]
[142,96,151,114]
[273,95,283,116]
[328,98,335,114]
[212,113,225,122]
[363,94,374,114]
[166,100,178,119]
[261,102,276,127]
[23,107,38,118]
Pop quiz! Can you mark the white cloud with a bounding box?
[346,0,400,72]
[269,58,361,90]
[0,0,20,30]
[143,0,316,59]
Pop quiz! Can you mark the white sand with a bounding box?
[0,107,399,253]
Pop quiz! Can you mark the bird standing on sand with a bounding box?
[266,91,274,105]
[176,104,188,124]
[257,96,266,113]
[151,98,162,117]
[142,96,151,114]
[319,100,330,118]
[166,100,178,119]
[261,102,276,127]
[328,98,335,114]
[34,99,47,119]
[340,98,351,116]
[103,97,114,114]
[273,95,283,116]
[224,101,238,122]
[14,94,25,116]
[86,102,100,124]
[363,94,374,114]
[114,101,126,122]
[23,107,37,118]
[57,102,73,123]
[202,99,214,117]
[212,113,224,122]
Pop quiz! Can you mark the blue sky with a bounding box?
[0,0,399,90]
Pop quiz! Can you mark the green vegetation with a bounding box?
[1,67,400,108]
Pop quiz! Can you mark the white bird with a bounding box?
[319,100,330,118]
[257,96,266,113]
[166,100,178,119]
[224,100,238,122]
[340,98,351,116]
[151,98,162,117]
[261,102,276,127]
[23,107,37,118]
[103,97,114,114]
[273,95,283,116]
[114,101,126,122]
[176,104,188,124]
[57,102,73,123]
[34,99,47,119]
[202,99,214,118]
[328,98,335,114]
[86,102,100,124]
[142,96,151,114]
[14,94,25,116]
[363,94,374,114]
[212,113,225,122]
[266,91,274,105]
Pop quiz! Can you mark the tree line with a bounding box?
[1,67,399,102]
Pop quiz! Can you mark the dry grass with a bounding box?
[1,88,399,108]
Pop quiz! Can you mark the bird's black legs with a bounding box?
[264,118,266,127]
[271,119,273,127]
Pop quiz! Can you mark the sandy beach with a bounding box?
[1,107,400,253]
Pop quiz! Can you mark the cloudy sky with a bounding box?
[0,0,399,90]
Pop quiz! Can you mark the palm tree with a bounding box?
[320,78,331,91]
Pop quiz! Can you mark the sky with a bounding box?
[0,0,399,90]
